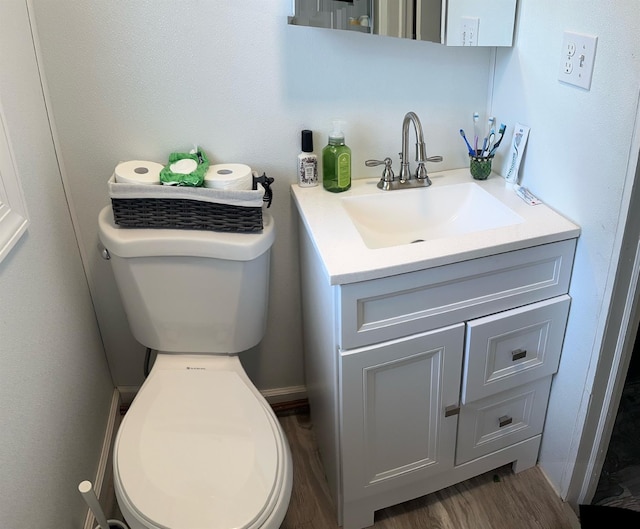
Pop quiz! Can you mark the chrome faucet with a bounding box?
[400,111,428,183]
[366,111,442,190]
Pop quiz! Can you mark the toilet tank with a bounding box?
[98,207,275,353]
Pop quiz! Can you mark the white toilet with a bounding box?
[98,206,292,529]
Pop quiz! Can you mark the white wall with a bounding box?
[30,0,491,392]
[0,1,114,527]
[490,0,640,495]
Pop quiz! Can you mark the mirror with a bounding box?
[289,1,518,47]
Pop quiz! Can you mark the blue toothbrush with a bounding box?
[459,129,475,156]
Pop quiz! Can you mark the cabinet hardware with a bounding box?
[499,415,513,427]
[511,348,527,361]
[445,405,460,417]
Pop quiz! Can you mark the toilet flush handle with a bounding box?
[98,242,110,260]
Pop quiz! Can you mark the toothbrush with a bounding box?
[484,130,495,157]
[480,137,488,156]
[459,129,475,156]
[482,117,495,151]
[473,112,480,154]
[487,117,495,138]
[488,123,507,156]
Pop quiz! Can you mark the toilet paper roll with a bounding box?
[204,163,253,190]
[114,160,164,185]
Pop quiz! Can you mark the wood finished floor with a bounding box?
[280,411,580,529]
[108,408,580,528]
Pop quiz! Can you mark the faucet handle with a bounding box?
[365,158,395,182]
[414,156,442,186]
[414,162,432,186]
[366,158,396,190]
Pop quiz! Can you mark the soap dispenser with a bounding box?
[322,120,351,193]
[297,130,318,187]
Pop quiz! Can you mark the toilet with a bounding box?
[98,206,292,529]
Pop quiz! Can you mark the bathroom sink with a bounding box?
[340,182,524,249]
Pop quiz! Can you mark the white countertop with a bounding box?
[291,169,581,285]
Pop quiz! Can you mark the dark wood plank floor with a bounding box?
[280,411,580,529]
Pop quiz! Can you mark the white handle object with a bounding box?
[78,480,111,529]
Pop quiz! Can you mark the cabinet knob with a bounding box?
[444,405,460,417]
[511,348,527,361]
[499,415,513,428]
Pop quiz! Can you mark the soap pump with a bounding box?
[322,120,351,193]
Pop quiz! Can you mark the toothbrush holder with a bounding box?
[469,154,494,180]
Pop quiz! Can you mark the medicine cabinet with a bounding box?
[289,0,518,47]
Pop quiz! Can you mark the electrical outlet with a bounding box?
[558,31,598,90]
[461,17,479,46]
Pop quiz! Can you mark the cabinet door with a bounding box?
[340,324,464,501]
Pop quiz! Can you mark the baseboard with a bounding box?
[117,383,308,411]
[260,384,308,405]
[539,464,581,529]
[82,388,121,529]
[116,386,139,408]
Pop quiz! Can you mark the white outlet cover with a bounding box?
[461,17,479,46]
[558,31,598,90]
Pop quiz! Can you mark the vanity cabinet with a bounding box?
[299,223,576,529]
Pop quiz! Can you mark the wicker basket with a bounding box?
[108,175,265,233]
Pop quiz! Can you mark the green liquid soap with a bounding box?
[322,122,351,193]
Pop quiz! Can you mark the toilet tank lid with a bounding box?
[98,206,275,260]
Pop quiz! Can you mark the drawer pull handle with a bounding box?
[445,405,460,417]
[499,415,513,428]
[511,348,527,361]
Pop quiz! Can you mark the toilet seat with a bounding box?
[113,355,290,529]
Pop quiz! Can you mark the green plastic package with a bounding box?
[159,150,210,186]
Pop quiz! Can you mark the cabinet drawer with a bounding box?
[455,377,552,465]
[338,239,576,350]
[461,295,570,403]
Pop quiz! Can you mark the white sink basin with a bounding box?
[340,182,524,249]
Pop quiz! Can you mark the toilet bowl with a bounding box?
[113,354,292,529]
[98,207,292,529]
